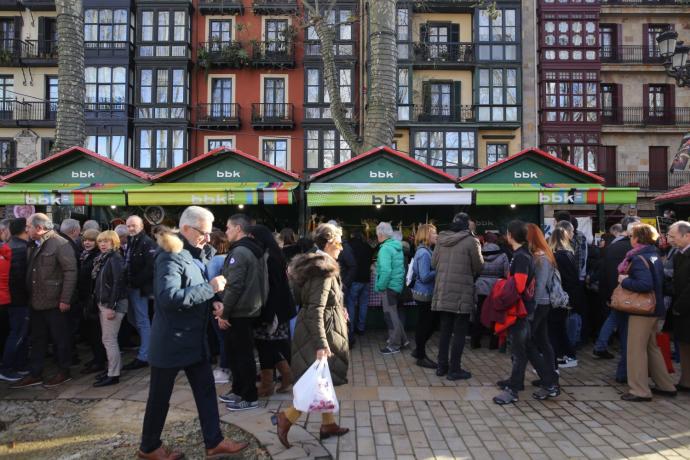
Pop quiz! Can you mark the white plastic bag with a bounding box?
[292,358,339,413]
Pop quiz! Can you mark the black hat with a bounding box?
[9,218,26,236]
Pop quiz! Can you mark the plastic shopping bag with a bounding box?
[292,358,339,413]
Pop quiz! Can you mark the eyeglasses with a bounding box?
[190,225,211,240]
[332,240,343,248]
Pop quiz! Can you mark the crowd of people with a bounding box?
[0,206,689,457]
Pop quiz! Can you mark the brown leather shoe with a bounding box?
[137,445,185,460]
[206,438,248,458]
[319,423,349,440]
[257,369,275,397]
[9,375,43,389]
[272,411,292,449]
[43,372,72,388]
[275,360,293,394]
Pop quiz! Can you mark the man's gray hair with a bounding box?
[376,222,394,238]
[180,206,215,228]
[60,218,81,235]
[609,223,623,235]
[114,224,129,237]
[0,218,10,229]
[29,213,54,231]
[82,220,101,232]
[670,220,690,236]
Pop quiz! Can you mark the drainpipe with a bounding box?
[359,0,365,140]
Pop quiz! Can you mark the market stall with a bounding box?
[653,183,690,222]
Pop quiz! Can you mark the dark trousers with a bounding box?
[531,304,558,385]
[83,316,107,366]
[140,360,223,453]
[1,306,30,372]
[548,307,576,361]
[471,295,490,340]
[225,317,257,402]
[414,300,437,358]
[29,308,72,377]
[437,312,470,372]
[256,338,290,370]
[507,313,557,392]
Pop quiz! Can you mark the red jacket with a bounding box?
[480,275,528,333]
[0,243,12,305]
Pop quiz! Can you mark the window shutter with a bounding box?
[422,81,431,119]
[37,17,46,55]
[666,84,675,123]
[452,81,462,121]
[450,24,460,43]
[642,24,649,55]
[13,16,22,54]
[615,24,622,60]
[642,84,649,122]
[420,23,428,43]
[614,84,622,123]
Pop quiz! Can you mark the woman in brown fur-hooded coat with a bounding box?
[288,251,349,386]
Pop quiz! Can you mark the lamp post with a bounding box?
[656,31,690,176]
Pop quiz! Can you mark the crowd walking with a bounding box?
[1,206,690,457]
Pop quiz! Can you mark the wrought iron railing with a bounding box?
[600,45,663,64]
[602,107,690,125]
[251,103,294,125]
[413,42,475,64]
[615,170,690,190]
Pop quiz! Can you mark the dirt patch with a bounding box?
[0,399,270,459]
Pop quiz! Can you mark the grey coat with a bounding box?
[27,231,78,310]
[431,230,483,314]
[475,243,509,297]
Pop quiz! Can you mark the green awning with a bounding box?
[127,182,298,206]
[307,183,473,206]
[465,183,638,205]
[0,183,148,206]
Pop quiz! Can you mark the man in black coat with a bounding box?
[668,221,690,392]
[138,206,247,460]
[347,230,373,336]
[123,215,157,371]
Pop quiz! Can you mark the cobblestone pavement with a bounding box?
[1,331,689,459]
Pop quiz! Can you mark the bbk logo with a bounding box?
[539,191,584,204]
[513,171,538,179]
[26,195,62,205]
[216,170,241,178]
[191,194,228,205]
[71,171,96,179]
[369,170,394,179]
[371,194,415,205]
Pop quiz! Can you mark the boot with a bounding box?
[275,360,293,394]
[271,411,292,449]
[257,369,275,397]
[319,423,349,440]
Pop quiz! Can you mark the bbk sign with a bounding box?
[539,190,586,204]
[371,194,416,205]
[71,170,96,179]
[26,194,63,205]
[216,170,241,178]
[369,170,395,179]
[191,193,228,205]
[513,171,539,180]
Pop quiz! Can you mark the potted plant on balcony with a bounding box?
[0,48,14,65]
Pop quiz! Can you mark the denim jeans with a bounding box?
[616,312,629,381]
[594,310,618,352]
[507,315,556,391]
[346,282,370,333]
[1,306,29,372]
[548,308,576,360]
[127,288,151,362]
[567,312,582,348]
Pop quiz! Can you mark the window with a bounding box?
[85,67,126,109]
[430,83,451,116]
[542,133,598,172]
[600,83,616,121]
[542,71,598,123]
[305,6,353,57]
[305,129,351,169]
[397,67,411,120]
[262,138,288,169]
[478,68,518,122]
[542,16,598,61]
[0,20,15,53]
[46,76,58,117]
[138,128,185,169]
[427,24,449,59]
[208,139,233,151]
[264,78,285,117]
[209,20,232,43]
[304,67,353,119]
[647,85,666,118]
[210,78,234,118]
[41,138,54,159]
[478,9,518,61]
[139,9,188,57]
[0,75,13,115]
[84,9,128,47]
[138,68,186,119]
[599,24,616,60]
[0,140,15,170]
[265,19,289,53]
[85,135,126,164]
[646,24,671,59]
[413,130,476,176]
[396,7,410,59]
[486,144,508,165]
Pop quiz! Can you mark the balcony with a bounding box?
[600,46,663,64]
[251,41,295,68]
[0,39,21,65]
[412,42,475,68]
[198,0,243,15]
[197,42,249,68]
[601,0,688,5]
[396,104,475,123]
[303,105,355,123]
[21,0,55,10]
[0,0,21,10]
[613,170,690,191]
[304,40,355,60]
[85,41,133,58]
[85,102,133,121]
[252,0,298,14]
[251,103,294,129]
[411,0,475,12]
[0,101,56,127]
[602,107,690,126]
[196,103,240,129]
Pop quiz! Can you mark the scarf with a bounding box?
[80,248,95,264]
[91,250,113,280]
[618,244,648,274]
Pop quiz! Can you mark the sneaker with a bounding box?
[10,375,43,389]
[401,341,411,350]
[380,346,400,355]
[213,368,230,385]
[0,370,23,382]
[226,399,259,412]
[493,388,519,405]
[218,392,241,404]
[43,373,72,388]
[15,369,30,376]
[558,357,578,369]
[593,349,614,360]
[533,385,561,400]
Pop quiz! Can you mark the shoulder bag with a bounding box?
[610,255,656,315]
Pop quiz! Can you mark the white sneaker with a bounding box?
[213,368,230,384]
[558,357,578,369]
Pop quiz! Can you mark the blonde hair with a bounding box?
[630,223,659,245]
[97,230,121,249]
[549,227,573,253]
[82,229,100,242]
[415,224,437,247]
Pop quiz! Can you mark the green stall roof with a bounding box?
[307,183,473,206]
[127,182,298,206]
[464,183,638,205]
[0,183,149,206]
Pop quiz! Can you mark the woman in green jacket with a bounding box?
[375,222,407,355]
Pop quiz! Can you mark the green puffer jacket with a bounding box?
[375,238,405,293]
[289,252,349,386]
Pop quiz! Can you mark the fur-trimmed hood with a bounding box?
[288,252,340,288]
[156,232,184,254]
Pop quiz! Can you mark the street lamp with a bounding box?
[657,31,690,86]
